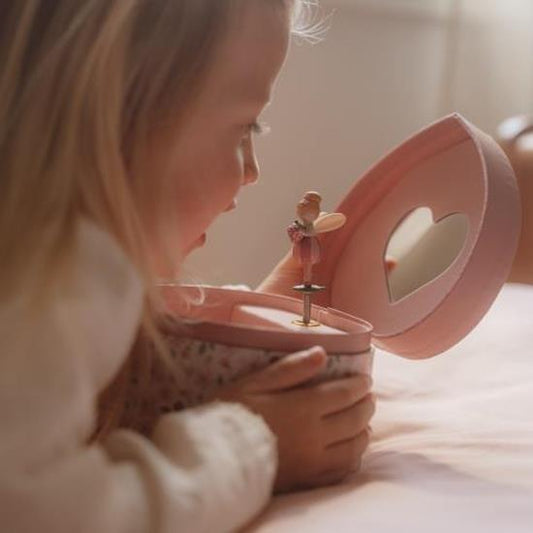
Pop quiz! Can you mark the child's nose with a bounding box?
[243,152,260,185]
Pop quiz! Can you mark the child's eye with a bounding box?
[246,121,271,136]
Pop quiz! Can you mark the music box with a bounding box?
[159,114,521,407]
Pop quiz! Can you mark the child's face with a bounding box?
[147,2,290,266]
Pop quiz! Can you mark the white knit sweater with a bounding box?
[0,220,277,533]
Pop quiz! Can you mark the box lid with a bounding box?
[313,114,521,359]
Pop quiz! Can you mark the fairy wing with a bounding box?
[313,212,347,234]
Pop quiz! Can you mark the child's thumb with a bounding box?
[245,346,327,393]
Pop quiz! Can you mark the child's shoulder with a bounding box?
[0,219,144,390]
[69,218,145,365]
[73,219,143,302]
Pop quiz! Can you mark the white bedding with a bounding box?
[250,284,533,532]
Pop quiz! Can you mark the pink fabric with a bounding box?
[292,236,321,266]
[249,284,533,532]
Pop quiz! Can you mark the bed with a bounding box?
[250,283,533,532]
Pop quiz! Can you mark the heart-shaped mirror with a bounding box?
[385,207,469,302]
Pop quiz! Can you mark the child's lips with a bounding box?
[224,199,237,212]
[185,233,206,254]
[187,200,235,255]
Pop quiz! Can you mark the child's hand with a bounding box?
[212,347,375,493]
[256,250,304,297]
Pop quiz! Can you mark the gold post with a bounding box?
[292,283,324,327]
[303,292,312,325]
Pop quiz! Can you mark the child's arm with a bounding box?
[0,222,276,533]
[117,336,373,493]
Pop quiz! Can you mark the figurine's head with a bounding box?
[297,191,322,224]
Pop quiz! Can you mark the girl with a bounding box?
[0,1,374,531]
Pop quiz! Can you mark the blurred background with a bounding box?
[184,0,533,287]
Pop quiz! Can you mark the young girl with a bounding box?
[0,1,374,531]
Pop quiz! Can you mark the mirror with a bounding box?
[385,207,469,302]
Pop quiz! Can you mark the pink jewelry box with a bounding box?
[159,114,521,406]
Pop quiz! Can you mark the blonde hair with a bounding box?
[0,0,310,436]
[0,0,310,290]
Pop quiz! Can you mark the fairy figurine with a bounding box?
[287,191,347,326]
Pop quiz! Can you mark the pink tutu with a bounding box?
[292,236,321,265]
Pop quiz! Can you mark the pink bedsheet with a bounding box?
[250,284,533,532]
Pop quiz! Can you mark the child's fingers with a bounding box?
[244,346,327,393]
[305,429,370,488]
[323,429,370,475]
[321,395,376,447]
[312,374,373,416]
[256,250,302,295]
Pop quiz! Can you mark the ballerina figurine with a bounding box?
[287,191,347,326]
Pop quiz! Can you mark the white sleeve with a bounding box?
[105,403,277,533]
[1,392,276,533]
[0,221,277,533]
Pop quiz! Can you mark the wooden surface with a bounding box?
[497,115,533,285]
